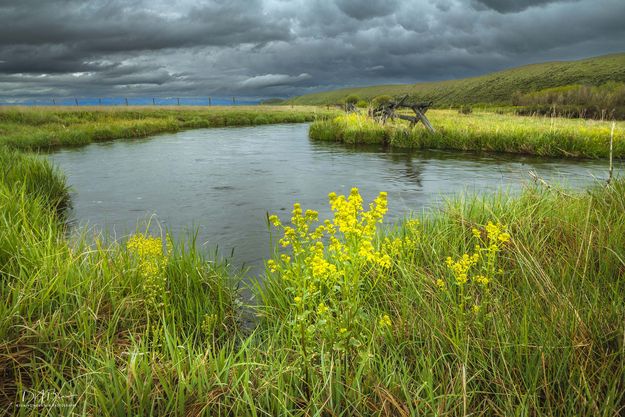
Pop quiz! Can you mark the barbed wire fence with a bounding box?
[0,97,262,106]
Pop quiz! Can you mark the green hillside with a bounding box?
[288,53,625,106]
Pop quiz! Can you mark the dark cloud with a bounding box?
[335,0,398,20]
[0,0,289,49]
[0,0,623,99]
[472,0,578,13]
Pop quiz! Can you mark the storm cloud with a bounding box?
[471,0,579,13]
[0,0,623,99]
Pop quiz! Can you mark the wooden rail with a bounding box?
[369,95,436,132]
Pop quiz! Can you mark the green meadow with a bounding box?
[310,110,624,158]
[0,107,624,415]
[0,106,339,149]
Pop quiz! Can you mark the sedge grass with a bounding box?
[310,110,625,158]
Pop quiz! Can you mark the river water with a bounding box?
[48,123,620,271]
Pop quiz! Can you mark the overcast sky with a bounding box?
[1,0,624,99]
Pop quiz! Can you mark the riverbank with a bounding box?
[1,145,623,415]
[0,106,339,149]
[310,111,625,158]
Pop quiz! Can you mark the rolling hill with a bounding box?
[288,53,625,106]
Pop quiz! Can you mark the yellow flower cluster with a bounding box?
[268,188,391,278]
[310,241,338,278]
[446,253,480,286]
[378,314,392,329]
[442,221,510,289]
[328,188,388,239]
[127,233,164,259]
[379,219,419,262]
[382,236,414,258]
[484,222,511,244]
[266,188,393,351]
[439,221,511,317]
[474,222,510,281]
[474,275,489,286]
[317,302,329,315]
[126,233,170,313]
[267,259,278,273]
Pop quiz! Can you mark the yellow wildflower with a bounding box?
[268,214,281,227]
[447,253,479,286]
[305,209,319,221]
[317,303,329,315]
[126,233,169,312]
[406,219,419,229]
[474,275,489,286]
[267,259,278,273]
[377,253,392,268]
[127,233,164,259]
[378,314,392,328]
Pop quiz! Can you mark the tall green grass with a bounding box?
[310,111,625,158]
[0,147,241,414]
[0,106,339,150]
[1,144,623,415]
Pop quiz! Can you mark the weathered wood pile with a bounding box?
[368,95,436,132]
[344,102,357,113]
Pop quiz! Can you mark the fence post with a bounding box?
[608,121,615,184]
[232,96,235,105]
[177,98,180,106]
[208,97,211,106]
[52,98,56,105]
[75,98,79,106]
[153,98,156,105]
[125,97,129,106]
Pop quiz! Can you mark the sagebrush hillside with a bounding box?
[288,53,625,106]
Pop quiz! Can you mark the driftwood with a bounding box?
[369,95,435,132]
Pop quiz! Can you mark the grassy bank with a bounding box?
[310,111,625,158]
[288,53,625,107]
[0,147,242,414]
[0,106,338,150]
[1,145,624,415]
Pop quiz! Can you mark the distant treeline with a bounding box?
[512,83,625,119]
